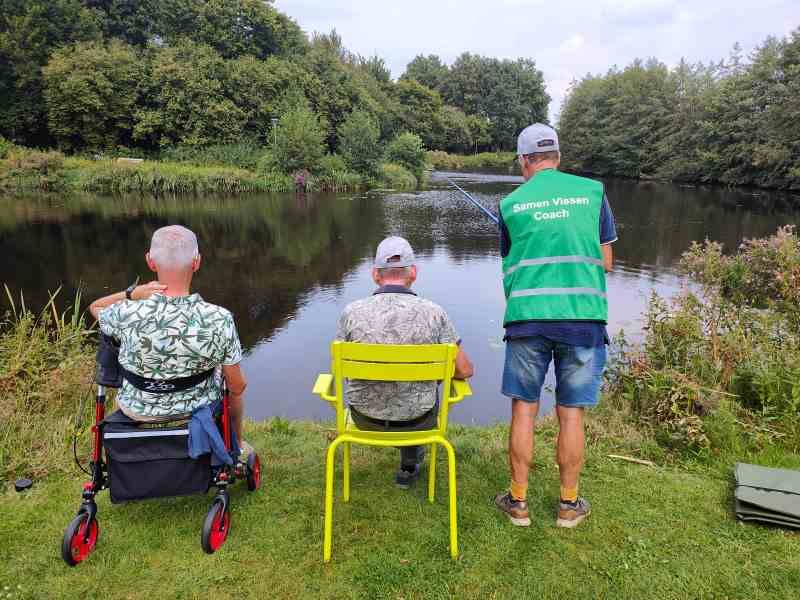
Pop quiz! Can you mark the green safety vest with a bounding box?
[500,169,607,325]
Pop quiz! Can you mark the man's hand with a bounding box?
[89,281,167,319]
[602,244,614,272]
[131,281,167,300]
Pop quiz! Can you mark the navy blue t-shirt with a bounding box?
[499,188,617,347]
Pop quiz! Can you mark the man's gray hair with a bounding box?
[149,225,199,269]
[377,265,413,280]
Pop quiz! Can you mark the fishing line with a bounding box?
[445,176,500,225]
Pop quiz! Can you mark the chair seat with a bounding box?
[342,408,443,444]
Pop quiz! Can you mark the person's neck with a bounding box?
[156,272,193,297]
[525,162,559,181]
[379,280,411,289]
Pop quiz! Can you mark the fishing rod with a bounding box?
[445,176,500,225]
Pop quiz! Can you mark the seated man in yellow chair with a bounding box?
[335,236,474,488]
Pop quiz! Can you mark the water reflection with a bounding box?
[0,193,386,348]
[1,175,798,423]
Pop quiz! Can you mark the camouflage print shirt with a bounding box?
[335,286,460,421]
[99,293,243,418]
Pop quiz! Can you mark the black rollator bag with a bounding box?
[102,414,211,503]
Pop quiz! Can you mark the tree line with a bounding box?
[558,29,800,190]
[0,0,550,164]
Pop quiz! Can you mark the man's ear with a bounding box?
[407,265,418,285]
[145,253,157,273]
[192,254,202,273]
[372,267,381,285]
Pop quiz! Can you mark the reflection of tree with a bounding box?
[0,192,386,349]
[603,180,799,270]
[3,180,796,351]
[379,178,798,273]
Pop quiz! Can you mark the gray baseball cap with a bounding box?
[517,123,559,155]
[374,236,415,268]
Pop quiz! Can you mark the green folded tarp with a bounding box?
[734,463,800,529]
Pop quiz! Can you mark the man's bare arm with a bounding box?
[454,347,474,380]
[89,281,167,319]
[601,243,614,273]
[223,363,247,441]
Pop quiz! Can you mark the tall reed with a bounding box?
[0,287,93,481]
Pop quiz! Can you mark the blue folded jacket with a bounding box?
[188,401,239,467]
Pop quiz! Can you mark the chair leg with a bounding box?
[343,442,350,503]
[442,439,458,559]
[428,443,437,503]
[324,438,342,562]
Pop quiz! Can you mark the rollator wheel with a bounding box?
[61,512,99,566]
[201,500,230,554]
[246,452,262,491]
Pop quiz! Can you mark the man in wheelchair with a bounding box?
[88,224,250,457]
[335,236,474,488]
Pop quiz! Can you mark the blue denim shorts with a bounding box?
[501,336,606,407]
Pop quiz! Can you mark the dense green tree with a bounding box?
[401,54,449,91]
[558,28,800,189]
[386,132,426,180]
[225,55,311,141]
[84,0,163,46]
[42,40,143,150]
[133,41,246,147]
[465,114,492,153]
[337,109,382,176]
[430,105,471,154]
[302,42,363,149]
[0,0,101,145]
[170,0,307,60]
[394,79,443,148]
[442,53,549,149]
[360,55,391,84]
[271,101,326,173]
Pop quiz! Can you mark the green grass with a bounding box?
[0,149,418,196]
[426,150,517,173]
[1,417,798,599]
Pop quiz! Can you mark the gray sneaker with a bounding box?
[556,496,591,528]
[395,464,420,489]
[495,492,531,527]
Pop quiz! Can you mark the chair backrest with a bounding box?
[330,341,458,432]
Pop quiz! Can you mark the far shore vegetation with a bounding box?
[559,30,800,191]
[2,3,797,195]
[1,229,799,596]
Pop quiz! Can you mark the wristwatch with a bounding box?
[125,283,137,300]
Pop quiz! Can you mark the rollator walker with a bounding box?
[61,334,262,566]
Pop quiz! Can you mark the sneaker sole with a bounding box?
[506,514,532,527]
[556,509,591,529]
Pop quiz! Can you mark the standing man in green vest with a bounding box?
[494,123,617,528]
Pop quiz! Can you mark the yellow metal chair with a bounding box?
[312,341,472,562]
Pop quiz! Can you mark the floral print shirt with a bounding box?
[99,293,242,418]
[336,287,460,420]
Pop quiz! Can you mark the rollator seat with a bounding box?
[102,410,211,503]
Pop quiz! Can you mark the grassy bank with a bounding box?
[2,415,799,599]
[0,146,420,196]
[1,289,799,598]
[426,150,517,173]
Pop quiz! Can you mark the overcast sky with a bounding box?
[277,0,798,121]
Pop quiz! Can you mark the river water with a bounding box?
[2,172,798,423]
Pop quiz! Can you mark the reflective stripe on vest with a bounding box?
[504,255,604,277]
[500,169,608,324]
[509,287,608,299]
